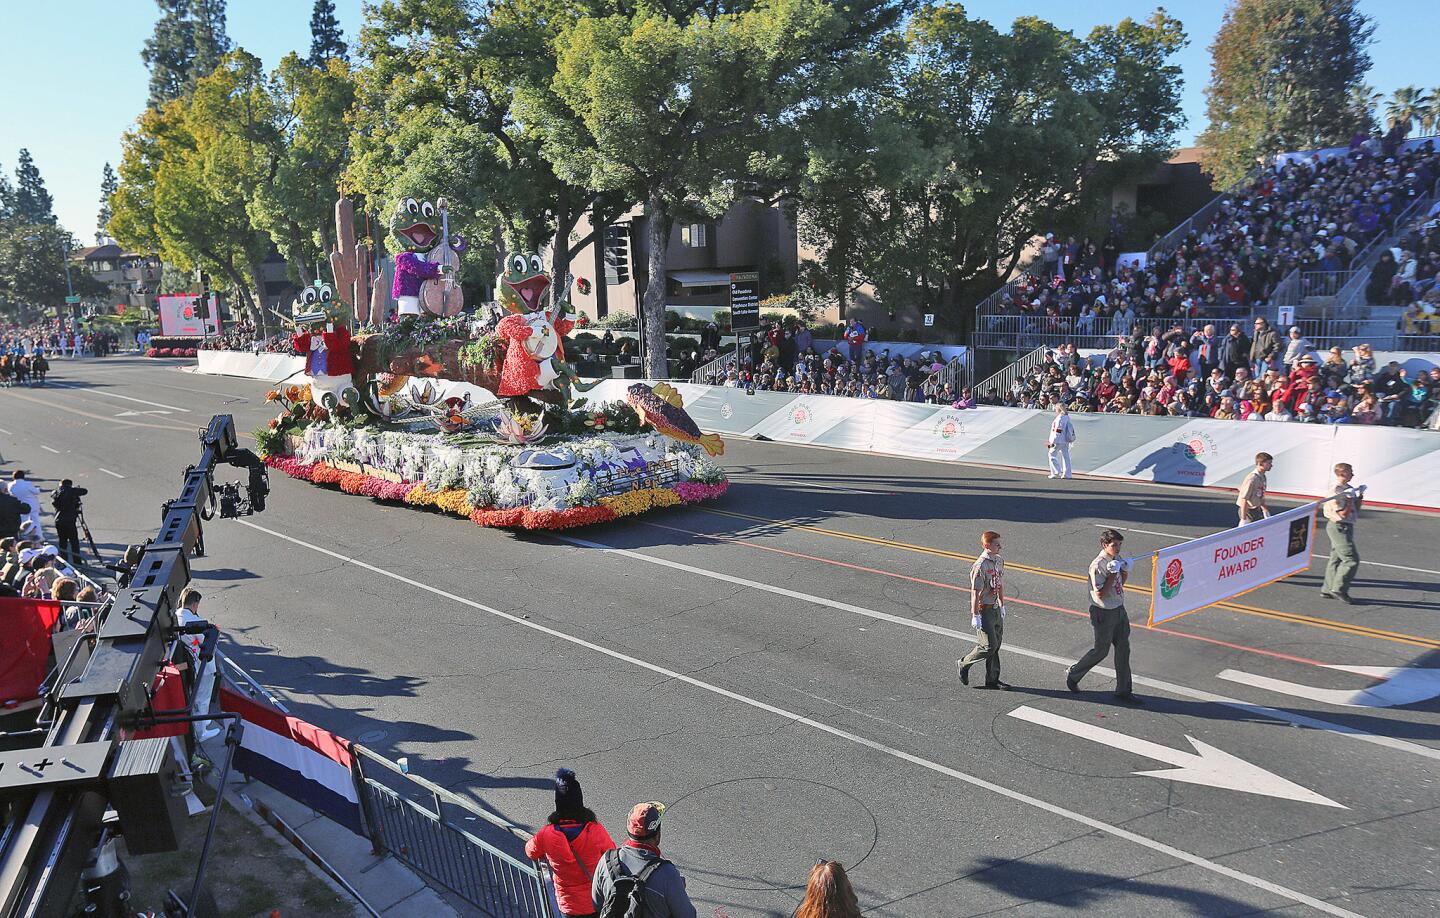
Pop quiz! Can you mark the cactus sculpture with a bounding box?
[329,196,372,325]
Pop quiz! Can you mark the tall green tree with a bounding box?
[540,0,906,375]
[1385,86,1430,133]
[141,0,231,108]
[13,149,55,224]
[349,0,632,294]
[810,5,1186,325]
[309,0,349,64]
[1199,0,1374,188]
[97,162,119,242]
[0,223,80,317]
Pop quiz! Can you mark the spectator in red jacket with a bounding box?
[524,769,615,917]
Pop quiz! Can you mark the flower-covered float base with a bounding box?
[260,421,729,531]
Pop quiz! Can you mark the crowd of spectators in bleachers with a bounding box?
[987,329,1439,428]
[195,321,292,353]
[991,138,1440,330]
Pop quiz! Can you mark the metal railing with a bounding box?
[972,346,1048,399]
[351,746,556,918]
[217,653,556,918]
[1144,190,1234,265]
[1335,176,1440,308]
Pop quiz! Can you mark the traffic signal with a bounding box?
[194,297,210,319]
[603,225,630,285]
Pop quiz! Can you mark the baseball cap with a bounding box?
[627,801,665,840]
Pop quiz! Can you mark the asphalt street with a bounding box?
[4,356,1438,917]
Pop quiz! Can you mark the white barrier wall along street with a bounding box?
[195,356,1440,511]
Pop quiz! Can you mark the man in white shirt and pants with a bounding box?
[1047,403,1076,479]
[8,471,43,542]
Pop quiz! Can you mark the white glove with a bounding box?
[999,604,1007,619]
[971,612,983,630]
[1106,559,1121,574]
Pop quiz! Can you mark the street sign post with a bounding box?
[729,271,761,372]
[64,295,81,304]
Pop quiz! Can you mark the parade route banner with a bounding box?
[1148,503,1318,626]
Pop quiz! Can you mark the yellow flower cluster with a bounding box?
[599,487,681,517]
[433,489,474,516]
[403,484,473,517]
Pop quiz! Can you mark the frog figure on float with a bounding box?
[390,196,466,317]
[290,280,359,410]
[493,251,599,408]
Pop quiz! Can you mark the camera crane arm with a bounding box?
[0,414,267,918]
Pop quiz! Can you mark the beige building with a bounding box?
[69,243,163,312]
[567,198,802,323]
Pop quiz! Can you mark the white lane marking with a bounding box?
[53,384,191,413]
[557,533,1440,763]
[1218,666,1440,709]
[40,445,61,454]
[0,427,12,435]
[114,410,173,417]
[1095,523,1440,576]
[1009,706,1343,808]
[98,468,126,479]
[237,519,1363,918]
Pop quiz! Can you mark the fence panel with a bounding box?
[359,780,553,918]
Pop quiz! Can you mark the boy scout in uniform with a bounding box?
[1321,462,1360,604]
[1066,529,1141,704]
[959,530,1010,689]
[1237,452,1273,525]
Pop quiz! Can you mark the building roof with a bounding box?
[70,243,149,261]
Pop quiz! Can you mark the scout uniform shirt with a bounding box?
[1323,481,1357,523]
[1237,468,1267,513]
[970,550,1005,608]
[1088,552,1125,609]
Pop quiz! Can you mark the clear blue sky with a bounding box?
[0,1,1434,243]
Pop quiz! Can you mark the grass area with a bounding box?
[122,783,360,918]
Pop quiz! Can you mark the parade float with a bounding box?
[255,196,728,531]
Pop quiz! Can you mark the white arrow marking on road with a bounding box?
[114,409,172,417]
[1008,705,1345,808]
[1218,666,1440,708]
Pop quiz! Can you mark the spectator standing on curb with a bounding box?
[1321,463,1361,605]
[794,861,862,918]
[843,319,866,364]
[8,471,43,542]
[1237,452,1273,525]
[1047,403,1075,479]
[51,479,88,565]
[525,769,616,918]
[1066,529,1141,704]
[959,531,1009,690]
[592,802,697,918]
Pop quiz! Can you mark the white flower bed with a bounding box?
[296,424,722,509]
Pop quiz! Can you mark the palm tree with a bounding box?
[1348,83,1383,127]
[1420,89,1440,136]
[1385,86,1431,133]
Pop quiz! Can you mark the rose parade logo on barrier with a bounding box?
[1147,502,1317,626]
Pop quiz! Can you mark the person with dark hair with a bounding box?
[524,769,615,917]
[51,479,88,565]
[1066,529,1140,704]
[8,471,43,542]
[794,861,862,918]
[1321,463,1361,604]
[591,802,696,918]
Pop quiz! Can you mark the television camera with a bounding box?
[0,415,268,917]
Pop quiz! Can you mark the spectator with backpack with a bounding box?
[591,802,697,918]
[525,769,616,917]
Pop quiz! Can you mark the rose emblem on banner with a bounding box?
[1160,558,1184,599]
[791,405,810,426]
[933,416,962,440]
[719,403,734,420]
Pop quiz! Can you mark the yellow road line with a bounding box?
[696,506,1440,651]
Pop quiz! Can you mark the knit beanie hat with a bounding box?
[554,768,584,817]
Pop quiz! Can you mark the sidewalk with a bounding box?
[202,734,461,918]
